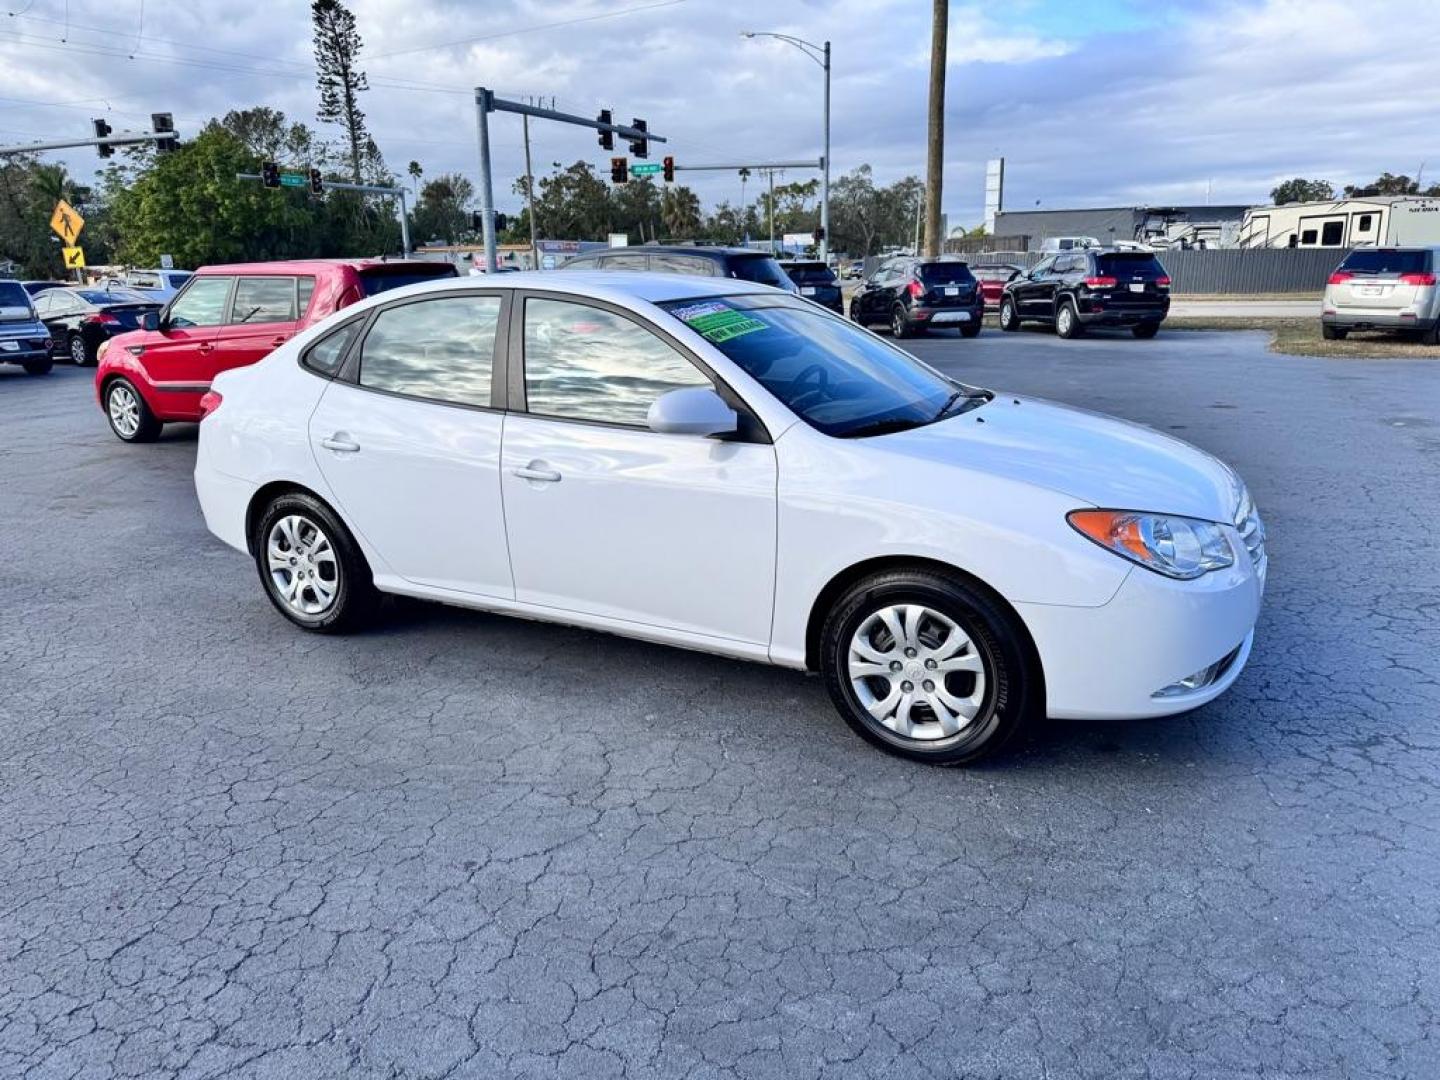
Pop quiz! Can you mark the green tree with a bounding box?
[529,161,615,240]
[613,178,661,243]
[412,173,475,244]
[1270,178,1335,204]
[312,0,371,184]
[219,107,318,166]
[660,186,702,240]
[1342,172,1440,198]
[407,160,423,194]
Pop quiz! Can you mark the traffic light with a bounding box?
[597,109,613,151]
[662,156,675,183]
[494,212,508,233]
[628,118,648,159]
[471,210,484,232]
[610,157,628,185]
[261,161,280,189]
[151,112,177,154]
[92,118,113,158]
[308,167,324,195]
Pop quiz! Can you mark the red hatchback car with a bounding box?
[970,263,1025,312]
[96,257,457,442]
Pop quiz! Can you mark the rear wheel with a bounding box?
[252,491,378,634]
[68,334,92,366]
[998,298,1019,332]
[960,319,982,339]
[1321,324,1347,340]
[104,378,161,442]
[820,569,1038,765]
[1131,322,1160,339]
[1055,300,1083,339]
[891,306,914,339]
[1425,323,1440,346]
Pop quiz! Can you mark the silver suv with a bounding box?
[1322,247,1439,343]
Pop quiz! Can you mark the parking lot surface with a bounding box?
[2,327,1438,1079]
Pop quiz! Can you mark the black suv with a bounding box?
[849,258,983,338]
[561,245,796,293]
[779,260,843,314]
[1000,249,1170,339]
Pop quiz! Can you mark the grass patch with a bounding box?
[1165,317,1440,359]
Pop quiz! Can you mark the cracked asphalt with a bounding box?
[2,326,1438,1079]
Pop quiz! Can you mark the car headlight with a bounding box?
[97,338,111,361]
[1067,509,1234,580]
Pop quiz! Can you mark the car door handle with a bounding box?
[197,342,215,354]
[269,335,288,347]
[512,462,561,483]
[320,434,361,453]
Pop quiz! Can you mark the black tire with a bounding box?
[1321,324,1347,340]
[1131,322,1160,340]
[1425,323,1440,346]
[104,378,162,442]
[890,306,914,339]
[1055,299,1083,339]
[252,491,379,634]
[68,333,93,366]
[959,319,982,339]
[849,300,866,325]
[998,298,1019,332]
[22,360,53,375]
[820,568,1039,765]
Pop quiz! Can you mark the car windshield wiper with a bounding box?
[933,387,992,421]
[838,418,925,439]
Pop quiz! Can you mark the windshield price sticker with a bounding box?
[672,301,769,344]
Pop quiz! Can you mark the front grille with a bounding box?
[1234,493,1267,578]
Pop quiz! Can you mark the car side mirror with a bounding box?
[647,387,738,438]
[141,311,160,331]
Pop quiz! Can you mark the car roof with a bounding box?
[194,258,446,276]
[374,270,778,307]
[569,245,770,260]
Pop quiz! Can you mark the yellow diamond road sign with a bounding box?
[62,246,86,270]
[50,199,85,244]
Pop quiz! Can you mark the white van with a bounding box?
[1038,236,1101,254]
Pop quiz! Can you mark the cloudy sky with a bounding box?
[2,0,1437,227]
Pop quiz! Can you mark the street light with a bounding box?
[742,30,831,263]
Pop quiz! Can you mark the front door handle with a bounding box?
[320,434,361,453]
[197,342,215,354]
[512,462,561,483]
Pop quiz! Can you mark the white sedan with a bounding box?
[194,272,1266,764]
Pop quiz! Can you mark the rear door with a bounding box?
[210,275,301,375]
[915,262,979,323]
[1328,248,1434,316]
[141,274,234,392]
[308,290,513,597]
[1094,252,1170,312]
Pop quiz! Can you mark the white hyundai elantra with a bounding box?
[194,271,1265,764]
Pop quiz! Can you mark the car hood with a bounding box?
[879,395,1239,521]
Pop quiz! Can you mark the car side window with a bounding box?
[357,294,499,407]
[597,255,647,272]
[168,277,233,328]
[650,254,712,275]
[523,298,712,427]
[32,292,53,315]
[230,277,297,324]
[301,319,362,378]
[297,276,316,318]
[1030,258,1055,278]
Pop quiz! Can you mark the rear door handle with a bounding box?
[320,434,361,453]
[512,463,561,483]
[197,342,215,354]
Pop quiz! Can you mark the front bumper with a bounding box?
[1322,311,1436,332]
[1016,549,1264,720]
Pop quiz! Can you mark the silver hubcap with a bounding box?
[1002,303,1013,326]
[108,385,140,437]
[1058,307,1072,333]
[71,338,86,363]
[266,515,339,617]
[848,604,987,742]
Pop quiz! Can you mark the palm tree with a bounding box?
[407,160,422,195]
[660,186,701,240]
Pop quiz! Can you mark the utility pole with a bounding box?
[924,0,948,258]
[522,110,540,270]
[766,168,776,251]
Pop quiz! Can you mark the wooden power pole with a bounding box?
[924,0,948,257]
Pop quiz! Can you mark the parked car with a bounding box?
[33,287,160,366]
[0,279,53,375]
[105,268,194,302]
[21,280,69,297]
[849,257,984,338]
[194,271,1265,765]
[999,249,1171,339]
[1038,236,1101,253]
[95,257,458,442]
[560,245,797,293]
[780,259,844,314]
[1321,246,1439,342]
[970,263,1024,311]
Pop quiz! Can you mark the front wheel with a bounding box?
[998,298,1019,332]
[820,569,1039,764]
[1131,322,1160,339]
[252,492,378,634]
[104,378,161,442]
[1055,300,1083,339]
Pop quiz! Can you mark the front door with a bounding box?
[501,295,777,644]
[308,292,513,598]
[1014,257,1057,317]
[141,274,234,393]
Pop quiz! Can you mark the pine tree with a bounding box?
[312,0,370,184]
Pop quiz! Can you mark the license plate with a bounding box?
[800,286,816,296]
[1359,286,1383,297]
[944,287,959,296]
[1128,283,1146,293]
[0,341,18,351]
[932,311,970,324]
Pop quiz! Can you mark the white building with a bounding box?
[1239,195,1440,249]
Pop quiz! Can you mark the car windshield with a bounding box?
[1338,249,1430,275]
[917,262,975,284]
[727,255,794,290]
[658,294,988,438]
[783,263,836,285]
[0,281,34,320]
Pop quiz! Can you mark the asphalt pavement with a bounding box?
[2,325,1438,1079]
